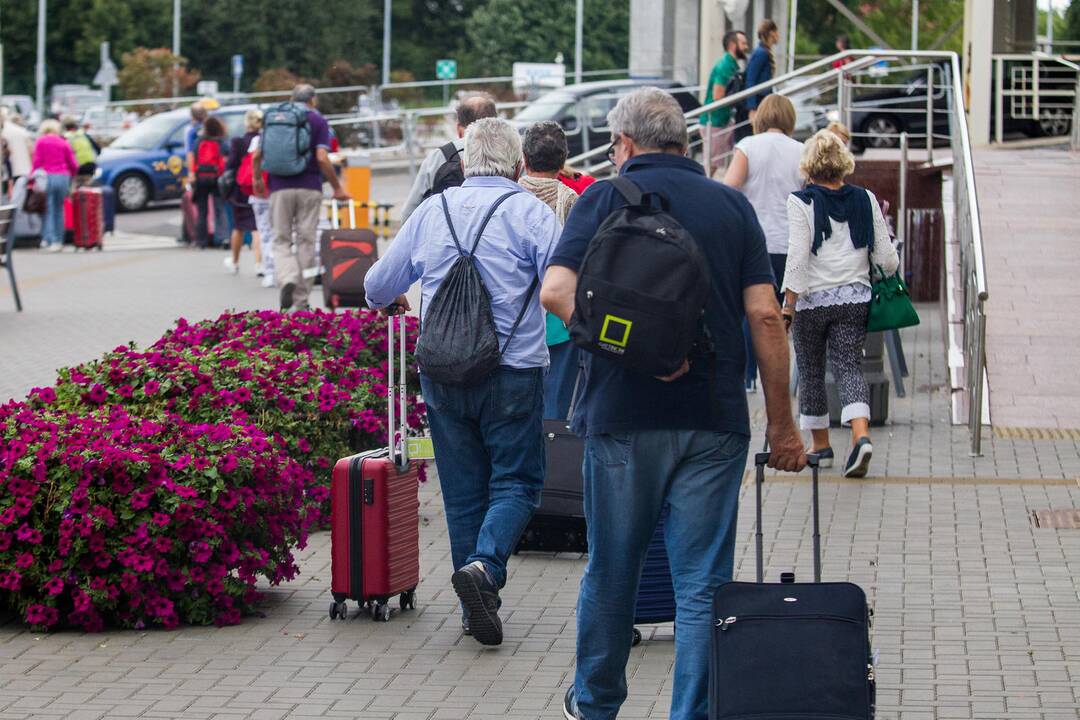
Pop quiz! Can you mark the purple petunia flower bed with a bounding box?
[0,309,426,632]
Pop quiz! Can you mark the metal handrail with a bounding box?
[992,53,1080,144]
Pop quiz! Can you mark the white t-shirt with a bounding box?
[735,132,804,254]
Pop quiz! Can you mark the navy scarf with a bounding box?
[791,184,874,256]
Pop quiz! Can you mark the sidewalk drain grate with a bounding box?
[994,426,1080,441]
[1030,509,1080,529]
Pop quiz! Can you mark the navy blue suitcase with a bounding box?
[99,185,116,233]
[708,453,875,719]
[632,507,675,644]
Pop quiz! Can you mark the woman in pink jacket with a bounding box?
[31,119,78,252]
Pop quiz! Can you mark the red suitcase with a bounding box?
[320,200,378,310]
[72,187,105,249]
[329,313,420,621]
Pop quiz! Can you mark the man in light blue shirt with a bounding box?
[365,117,559,647]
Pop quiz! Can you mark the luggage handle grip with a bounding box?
[753,452,820,585]
[386,313,409,470]
[330,198,360,230]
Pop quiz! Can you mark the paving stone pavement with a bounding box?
[1,239,1080,719]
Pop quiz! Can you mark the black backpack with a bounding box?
[414,190,538,386]
[724,69,746,104]
[422,142,465,200]
[569,176,710,377]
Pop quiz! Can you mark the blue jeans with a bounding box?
[42,174,71,246]
[574,429,749,720]
[420,366,545,590]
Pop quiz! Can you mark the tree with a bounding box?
[253,68,304,93]
[1064,0,1080,41]
[117,48,201,100]
[464,0,629,77]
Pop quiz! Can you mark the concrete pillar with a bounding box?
[963,0,994,145]
[673,0,702,84]
[630,0,674,78]
[700,0,729,94]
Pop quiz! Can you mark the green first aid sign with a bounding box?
[436,59,458,80]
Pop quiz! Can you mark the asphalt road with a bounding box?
[115,168,416,239]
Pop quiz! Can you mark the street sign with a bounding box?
[196,80,219,97]
[435,59,457,81]
[512,62,565,92]
[92,42,118,88]
[231,54,243,79]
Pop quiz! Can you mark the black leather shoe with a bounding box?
[451,561,502,646]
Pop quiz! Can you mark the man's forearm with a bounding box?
[539,266,578,325]
[749,311,796,429]
[318,154,343,191]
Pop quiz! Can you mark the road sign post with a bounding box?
[92,41,119,103]
[436,59,457,106]
[232,54,243,95]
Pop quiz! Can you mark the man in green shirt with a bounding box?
[701,30,749,177]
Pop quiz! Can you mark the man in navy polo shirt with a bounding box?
[541,87,806,720]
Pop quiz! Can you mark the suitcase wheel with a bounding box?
[632,627,642,646]
[371,602,391,622]
[399,589,417,611]
[328,600,348,620]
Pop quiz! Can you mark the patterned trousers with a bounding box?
[791,301,871,429]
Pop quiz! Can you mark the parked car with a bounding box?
[94,105,254,211]
[513,79,701,158]
[846,66,953,152]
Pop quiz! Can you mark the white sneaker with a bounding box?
[45,243,63,253]
[223,257,239,275]
[254,263,264,277]
[261,275,275,288]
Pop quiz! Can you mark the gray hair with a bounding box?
[463,117,522,180]
[522,121,569,173]
[606,87,689,152]
[292,84,317,104]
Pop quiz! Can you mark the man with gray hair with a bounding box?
[365,117,559,647]
[399,92,498,221]
[253,83,350,311]
[541,87,805,719]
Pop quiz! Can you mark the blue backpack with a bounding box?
[261,102,312,176]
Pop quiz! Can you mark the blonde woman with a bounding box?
[30,119,77,251]
[223,109,264,275]
[782,129,899,477]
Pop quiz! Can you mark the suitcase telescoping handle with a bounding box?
[386,311,409,470]
[330,199,359,230]
[753,452,820,584]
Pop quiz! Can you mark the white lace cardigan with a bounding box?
[781,188,900,310]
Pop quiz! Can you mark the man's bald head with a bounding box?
[456,92,498,134]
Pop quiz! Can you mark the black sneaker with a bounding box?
[563,686,582,720]
[450,561,502,646]
[812,447,835,468]
[461,618,471,636]
[843,438,873,478]
[279,282,296,312]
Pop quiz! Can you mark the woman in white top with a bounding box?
[724,94,804,391]
[781,129,899,478]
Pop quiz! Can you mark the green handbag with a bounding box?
[867,266,919,332]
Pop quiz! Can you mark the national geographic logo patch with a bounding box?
[598,314,632,355]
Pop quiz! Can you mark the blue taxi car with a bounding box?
[95,106,254,211]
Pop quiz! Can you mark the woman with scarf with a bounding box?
[519,121,580,419]
[782,129,899,478]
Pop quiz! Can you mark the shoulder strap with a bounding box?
[608,175,643,207]
[439,142,460,162]
[468,190,521,255]
[499,275,540,357]
[440,193,466,257]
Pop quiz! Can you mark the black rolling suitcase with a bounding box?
[515,419,588,553]
[709,453,875,720]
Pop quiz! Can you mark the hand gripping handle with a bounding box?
[753,453,820,584]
